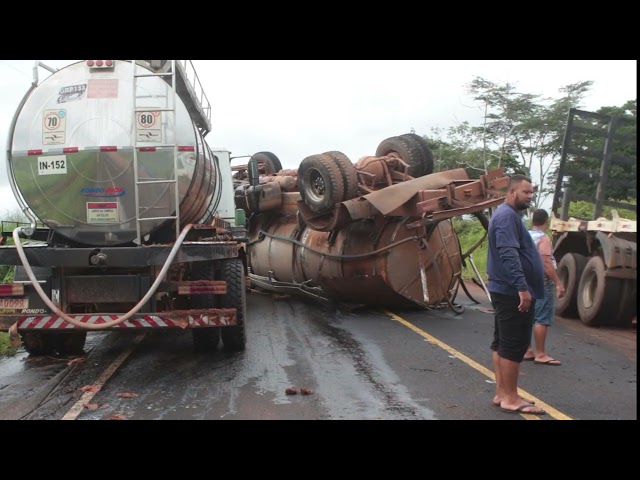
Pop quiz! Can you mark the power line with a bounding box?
[0,60,32,79]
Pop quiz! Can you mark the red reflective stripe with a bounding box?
[28,149,43,155]
[42,317,58,328]
[178,146,195,152]
[100,146,118,152]
[63,147,79,153]
[138,147,156,152]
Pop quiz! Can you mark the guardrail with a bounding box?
[177,60,212,128]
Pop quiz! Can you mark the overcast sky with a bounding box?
[0,59,636,217]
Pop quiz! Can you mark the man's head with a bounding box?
[506,174,534,211]
[531,208,549,228]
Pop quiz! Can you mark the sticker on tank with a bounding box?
[37,155,67,175]
[57,84,86,103]
[87,202,119,223]
[42,109,66,145]
[136,110,162,142]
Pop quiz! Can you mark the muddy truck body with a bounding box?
[550,108,636,327]
[234,135,509,312]
[0,60,247,355]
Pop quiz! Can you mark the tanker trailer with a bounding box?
[234,134,509,311]
[0,60,247,355]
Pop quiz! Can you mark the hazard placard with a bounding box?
[136,110,162,143]
[42,109,66,145]
[87,202,119,224]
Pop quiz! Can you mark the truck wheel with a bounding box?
[191,260,221,352]
[21,331,55,356]
[555,253,587,318]
[53,332,87,355]
[297,154,345,214]
[610,278,636,327]
[375,134,433,178]
[398,133,434,176]
[219,258,247,352]
[322,151,359,201]
[577,256,618,326]
[250,152,283,175]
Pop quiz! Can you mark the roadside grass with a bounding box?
[0,332,19,357]
[454,217,488,282]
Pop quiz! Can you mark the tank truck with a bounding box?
[0,60,247,355]
[234,134,509,311]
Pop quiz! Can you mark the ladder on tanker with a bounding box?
[131,60,180,244]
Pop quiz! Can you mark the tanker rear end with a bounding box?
[0,60,247,355]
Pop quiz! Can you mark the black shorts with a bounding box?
[490,292,535,362]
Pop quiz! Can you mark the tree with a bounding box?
[464,77,593,209]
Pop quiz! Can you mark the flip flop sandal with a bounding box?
[501,404,546,415]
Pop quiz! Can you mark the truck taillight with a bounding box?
[87,60,114,69]
[0,284,25,296]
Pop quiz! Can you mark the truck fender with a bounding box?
[594,231,637,277]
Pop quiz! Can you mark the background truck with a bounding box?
[550,107,636,327]
[0,60,247,355]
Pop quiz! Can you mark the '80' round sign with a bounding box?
[136,110,162,143]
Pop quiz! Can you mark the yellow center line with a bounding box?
[383,309,572,420]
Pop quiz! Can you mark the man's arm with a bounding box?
[538,235,565,297]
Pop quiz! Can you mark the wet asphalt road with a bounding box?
[0,282,635,420]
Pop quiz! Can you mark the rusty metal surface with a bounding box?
[237,139,508,310]
[364,168,469,215]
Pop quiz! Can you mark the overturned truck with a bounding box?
[234,134,508,311]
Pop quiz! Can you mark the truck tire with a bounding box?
[398,133,434,176]
[555,253,587,318]
[21,331,55,356]
[219,258,247,352]
[609,278,636,327]
[297,154,345,214]
[577,256,619,326]
[250,152,283,175]
[375,134,433,178]
[191,260,221,352]
[53,332,87,355]
[322,151,359,201]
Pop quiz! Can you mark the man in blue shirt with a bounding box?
[487,174,546,415]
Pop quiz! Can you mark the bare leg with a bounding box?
[498,356,544,413]
[492,351,535,405]
[533,324,547,359]
[492,350,503,401]
[497,356,521,407]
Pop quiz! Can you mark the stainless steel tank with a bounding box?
[7,60,220,246]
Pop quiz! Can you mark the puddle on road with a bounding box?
[0,351,30,380]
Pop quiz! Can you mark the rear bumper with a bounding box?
[0,309,237,331]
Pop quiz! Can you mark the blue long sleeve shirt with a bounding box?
[486,203,545,299]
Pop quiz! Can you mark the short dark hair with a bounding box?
[508,174,532,189]
[532,209,549,226]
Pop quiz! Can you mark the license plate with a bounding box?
[0,298,29,309]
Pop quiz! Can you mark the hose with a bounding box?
[12,224,193,330]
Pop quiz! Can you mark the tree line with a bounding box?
[419,76,636,215]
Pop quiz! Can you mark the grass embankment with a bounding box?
[453,217,488,283]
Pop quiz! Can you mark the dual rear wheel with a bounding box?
[191,258,246,352]
[297,133,435,214]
